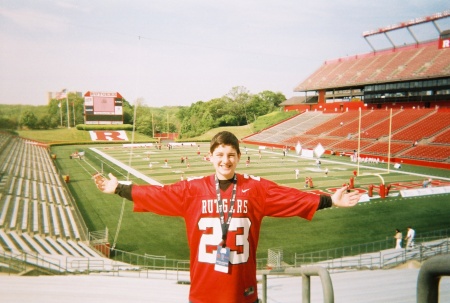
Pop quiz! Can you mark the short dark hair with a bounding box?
[210,131,241,155]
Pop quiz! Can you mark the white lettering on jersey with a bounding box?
[198,217,251,264]
[201,199,248,214]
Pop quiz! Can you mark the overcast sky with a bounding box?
[0,1,449,107]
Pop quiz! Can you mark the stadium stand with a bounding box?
[391,111,450,141]
[360,109,434,139]
[431,127,450,144]
[303,110,361,136]
[326,109,391,137]
[294,41,450,93]
[362,141,412,156]
[400,145,450,162]
[245,111,338,144]
[0,134,107,266]
[244,109,450,163]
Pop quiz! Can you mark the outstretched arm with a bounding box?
[331,186,361,208]
[93,173,119,194]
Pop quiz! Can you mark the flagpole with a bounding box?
[387,108,392,173]
[357,107,361,176]
[72,101,76,126]
[59,102,63,127]
[66,95,70,129]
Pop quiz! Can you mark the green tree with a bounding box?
[226,86,251,126]
[20,111,38,129]
[122,99,134,125]
[37,114,58,129]
[258,90,286,108]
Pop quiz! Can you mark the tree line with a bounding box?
[0,86,286,138]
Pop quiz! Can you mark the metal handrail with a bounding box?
[417,255,450,303]
[261,266,334,303]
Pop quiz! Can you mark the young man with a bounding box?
[94,131,361,303]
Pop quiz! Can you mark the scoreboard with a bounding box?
[84,91,123,124]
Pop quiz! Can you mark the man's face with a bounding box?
[210,144,240,180]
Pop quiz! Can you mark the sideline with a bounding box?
[89,147,162,186]
[258,148,450,182]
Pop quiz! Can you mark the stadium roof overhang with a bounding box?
[362,10,450,51]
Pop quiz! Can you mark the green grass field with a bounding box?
[50,137,450,263]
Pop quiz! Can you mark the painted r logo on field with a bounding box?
[89,130,129,141]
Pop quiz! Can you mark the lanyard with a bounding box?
[214,174,237,248]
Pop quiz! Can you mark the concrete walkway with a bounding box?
[1,267,449,303]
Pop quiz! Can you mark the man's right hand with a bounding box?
[93,173,118,194]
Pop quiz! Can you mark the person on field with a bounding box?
[93,131,362,303]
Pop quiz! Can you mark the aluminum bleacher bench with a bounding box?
[68,240,92,257]
[39,182,45,201]
[65,206,80,240]
[7,177,16,195]
[9,231,33,253]
[9,197,20,229]
[46,184,54,203]
[21,198,29,231]
[56,238,82,257]
[45,236,69,256]
[0,229,19,253]
[0,195,12,226]
[31,181,37,200]
[77,241,101,258]
[22,233,47,255]
[32,200,39,233]
[49,204,60,237]
[59,187,69,206]
[58,205,71,238]
[41,203,50,235]
[34,234,58,255]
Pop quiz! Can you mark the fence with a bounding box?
[295,238,450,271]
[294,228,450,269]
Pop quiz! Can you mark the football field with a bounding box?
[51,142,450,262]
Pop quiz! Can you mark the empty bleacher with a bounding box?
[303,110,360,136]
[391,111,450,142]
[431,128,450,144]
[295,41,450,91]
[361,109,434,139]
[244,108,450,162]
[400,145,450,162]
[326,109,391,137]
[360,142,412,156]
[246,111,338,144]
[0,134,101,260]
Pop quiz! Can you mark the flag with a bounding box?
[314,143,325,158]
[295,141,302,155]
[56,89,67,100]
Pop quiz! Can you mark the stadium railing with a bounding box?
[417,254,450,303]
[294,234,450,271]
[260,266,334,303]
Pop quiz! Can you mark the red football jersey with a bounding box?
[131,173,320,303]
